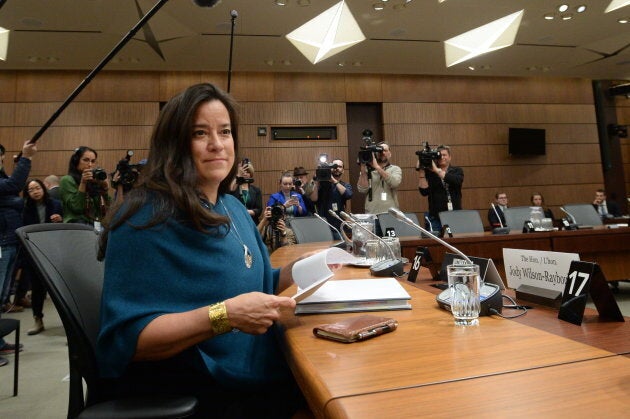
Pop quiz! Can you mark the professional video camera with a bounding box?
[314,154,338,182]
[357,129,383,165]
[270,203,286,228]
[112,150,144,189]
[236,157,254,185]
[415,141,442,170]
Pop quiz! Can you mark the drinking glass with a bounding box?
[447,264,481,326]
[365,239,386,264]
[381,237,401,260]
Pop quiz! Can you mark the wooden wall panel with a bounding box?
[384,103,499,124]
[239,102,346,125]
[0,103,15,126]
[344,74,383,103]
[273,73,346,102]
[0,72,16,102]
[231,73,275,102]
[14,102,158,126]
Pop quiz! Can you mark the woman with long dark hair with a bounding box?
[59,146,111,226]
[96,83,306,417]
[21,178,63,334]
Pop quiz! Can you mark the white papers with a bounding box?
[292,247,359,302]
[299,278,411,305]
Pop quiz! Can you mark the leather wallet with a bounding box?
[313,315,398,343]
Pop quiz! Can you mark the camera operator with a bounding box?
[418,145,463,230]
[60,146,111,226]
[257,205,296,254]
[229,159,263,224]
[357,142,402,214]
[292,167,315,215]
[311,158,352,238]
[111,152,146,203]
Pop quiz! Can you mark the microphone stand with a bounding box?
[338,211,405,277]
[490,203,510,235]
[388,207,472,264]
[15,0,170,161]
[313,212,346,249]
[227,10,238,93]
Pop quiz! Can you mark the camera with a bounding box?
[357,129,383,165]
[91,167,108,181]
[292,178,302,189]
[415,142,441,170]
[314,154,338,182]
[236,157,254,185]
[270,204,285,227]
[112,150,144,190]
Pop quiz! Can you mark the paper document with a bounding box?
[292,248,358,302]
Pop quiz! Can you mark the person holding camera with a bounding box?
[257,205,296,253]
[229,159,263,224]
[311,158,352,237]
[266,171,307,218]
[292,166,316,215]
[357,142,402,214]
[60,146,111,225]
[418,145,463,230]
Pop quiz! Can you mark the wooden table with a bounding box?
[272,243,630,418]
[397,226,630,282]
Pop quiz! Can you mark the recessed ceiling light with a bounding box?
[282,59,292,66]
[558,4,569,12]
[275,0,288,6]
[619,17,630,23]
[27,56,39,63]
[373,3,385,10]
[352,61,362,66]
[561,13,573,20]
[297,0,311,5]
[544,13,555,20]
[576,5,587,13]
[467,66,475,71]
[264,59,274,66]
[337,61,345,67]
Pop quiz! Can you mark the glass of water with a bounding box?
[447,264,481,326]
[381,236,401,260]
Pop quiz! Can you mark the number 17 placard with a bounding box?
[558,261,625,325]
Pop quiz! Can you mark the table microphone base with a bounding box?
[370,259,405,277]
[492,227,510,235]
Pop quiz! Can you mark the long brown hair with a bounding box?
[98,83,239,259]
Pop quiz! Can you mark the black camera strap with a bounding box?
[441,168,453,210]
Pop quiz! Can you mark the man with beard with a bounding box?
[311,158,353,238]
[357,142,402,214]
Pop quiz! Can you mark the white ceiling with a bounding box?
[0,0,629,80]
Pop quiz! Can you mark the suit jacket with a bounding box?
[488,206,506,227]
[592,200,622,218]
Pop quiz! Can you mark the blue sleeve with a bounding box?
[0,158,31,195]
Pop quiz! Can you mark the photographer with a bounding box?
[292,167,315,215]
[311,158,352,237]
[229,159,263,224]
[266,172,307,218]
[257,205,296,254]
[60,146,111,225]
[357,141,402,214]
[418,145,463,230]
[110,151,146,203]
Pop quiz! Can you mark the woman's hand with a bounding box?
[224,292,296,334]
[50,214,62,223]
[81,168,93,185]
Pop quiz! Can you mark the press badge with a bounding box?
[332,203,338,211]
[381,192,387,201]
[447,202,453,211]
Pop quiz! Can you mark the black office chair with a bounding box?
[288,216,335,243]
[376,212,421,237]
[438,210,485,235]
[0,318,20,396]
[16,224,197,419]
[562,203,603,227]
[503,206,534,232]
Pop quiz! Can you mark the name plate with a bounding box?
[439,253,505,290]
[502,248,580,293]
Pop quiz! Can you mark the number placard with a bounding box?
[558,261,624,325]
[407,246,432,283]
[384,227,397,237]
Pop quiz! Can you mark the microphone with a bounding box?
[388,208,472,264]
[338,211,404,277]
[559,206,579,230]
[313,212,347,249]
[490,203,510,235]
[230,9,238,18]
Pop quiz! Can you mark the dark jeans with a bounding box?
[22,264,46,318]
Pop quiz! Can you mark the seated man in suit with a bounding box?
[592,189,621,218]
[488,192,508,227]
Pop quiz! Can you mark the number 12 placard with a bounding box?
[558,261,624,325]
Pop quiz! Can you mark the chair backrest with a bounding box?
[376,212,421,237]
[288,216,334,243]
[562,203,603,227]
[504,206,534,231]
[16,224,104,417]
[438,210,484,235]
